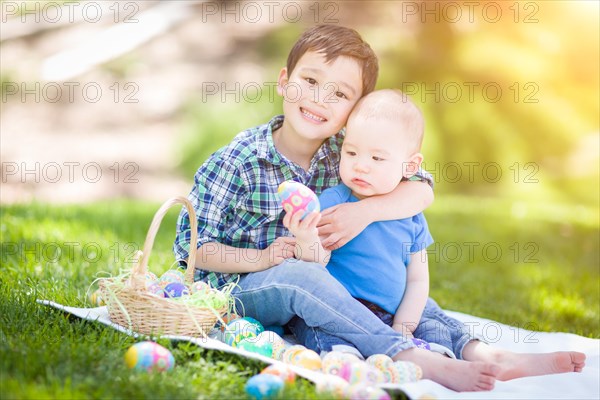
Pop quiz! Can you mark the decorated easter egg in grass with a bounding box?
[277,180,320,219]
[124,341,174,372]
[322,351,361,376]
[261,364,296,384]
[245,374,284,400]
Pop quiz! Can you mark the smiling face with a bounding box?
[339,90,424,199]
[277,51,363,144]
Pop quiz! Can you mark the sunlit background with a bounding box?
[1,0,598,209]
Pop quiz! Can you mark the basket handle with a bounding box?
[131,196,198,290]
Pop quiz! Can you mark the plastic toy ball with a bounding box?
[124,341,174,372]
[245,374,284,400]
[277,180,320,219]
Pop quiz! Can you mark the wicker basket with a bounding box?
[99,196,224,337]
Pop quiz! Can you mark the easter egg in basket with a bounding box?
[277,180,320,219]
[163,282,190,298]
[124,341,174,372]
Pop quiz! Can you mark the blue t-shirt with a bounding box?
[320,184,434,314]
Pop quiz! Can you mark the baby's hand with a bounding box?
[283,210,321,243]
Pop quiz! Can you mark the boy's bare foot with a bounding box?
[461,341,586,380]
[393,348,499,392]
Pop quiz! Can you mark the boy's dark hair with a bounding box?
[287,25,379,95]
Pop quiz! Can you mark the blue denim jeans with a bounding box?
[290,296,476,359]
[231,260,415,358]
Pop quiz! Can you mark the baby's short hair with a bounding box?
[349,89,425,153]
[286,25,379,95]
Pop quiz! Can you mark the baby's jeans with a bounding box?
[231,259,415,358]
[291,296,477,359]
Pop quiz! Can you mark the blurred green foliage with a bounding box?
[177,2,598,209]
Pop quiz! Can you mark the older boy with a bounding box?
[285,89,586,391]
[173,24,472,382]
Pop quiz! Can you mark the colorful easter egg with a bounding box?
[242,317,265,334]
[124,341,174,372]
[281,344,307,364]
[224,319,259,347]
[344,383,392,400]
[261,364,296,384]
[389,361,422,383]
[289,349,322,371]
[89,289,105,306]
[277,180,320,219]
[163,282,190,298]
[365,354,395,383]
[322,351,361,376]
[264,325,285,336]
[158,270,185,288]
[238,337,273,358]
[254,331,286,360]
[190,281,211,294]
[339,361,384,385]
[245,374,284,400]
[316,374,351,397]
[146,281,164,297]
[145,272,158,281]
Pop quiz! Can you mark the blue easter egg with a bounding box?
[242,316,265,334]
[164,282,190,298]
[264,325,285,337]
[245,374,284,399]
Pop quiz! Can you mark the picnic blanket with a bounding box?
[38,299,599,399]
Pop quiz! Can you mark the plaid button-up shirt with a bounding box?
[174,115,432,289]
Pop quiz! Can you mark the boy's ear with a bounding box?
[277,68,289,96]
[403,153,424,178]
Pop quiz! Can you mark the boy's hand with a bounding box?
[260,236,296,269]
[318,202,370,250]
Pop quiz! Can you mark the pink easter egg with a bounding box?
[277,181,320,219]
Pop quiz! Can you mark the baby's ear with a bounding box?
[403,153,424,178]
[277,68,289,96]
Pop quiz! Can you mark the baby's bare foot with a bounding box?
[394,348,499,391]
[496,351,586,380]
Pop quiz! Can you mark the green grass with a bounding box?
[1,198,598,399]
